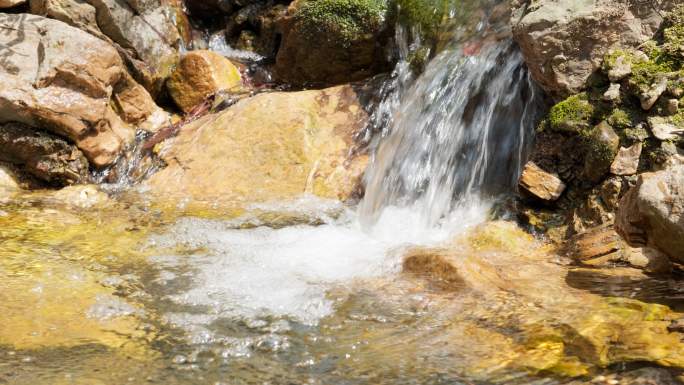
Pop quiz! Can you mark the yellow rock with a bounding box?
[146,85,369,208]
[167,50,242,113]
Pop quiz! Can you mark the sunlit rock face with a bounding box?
[511,0,675,97]
[0,13,164,167]
[145,85,369,208]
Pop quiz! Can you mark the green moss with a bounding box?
[294,0,388,47]
[394,0,451,38]
[548,93,595,132]
[663,5,684,57]
[606,108,632,130]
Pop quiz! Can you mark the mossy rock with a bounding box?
[581,121,620,183]
[548,93,595,133]
[663,5,684,59]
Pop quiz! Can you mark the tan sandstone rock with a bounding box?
[0,0,25,7]
[167,50,242,113]
[610,142,642,176]
[519,161,566,201]
[145,85,369,206]
[0,14,164,167]
[616,164,684,264]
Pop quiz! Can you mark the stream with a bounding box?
[1,1,684,384]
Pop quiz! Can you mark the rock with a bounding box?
[274,0,390,86]
[145,85,369,207]
[623,246,673,274]
[548,93,594,132]
[167,50,242,113]
[0,164,20,191]
[639,75,668,110]
[607,53,632,82]
[616,164,684,264]
[0,14,163,167]
[610,142,642,176]
[51,184,110,208]
[648,116,684,140]
[0,0,25,7]
[0,122,89,185]
[30,0,188,95]
[666,98,680,115]
[583,121,620,183]
[87,0,186,93]
[564,224,624,267]
[602,83,621,102]
[511,0,672,97]
[518,162,566,201]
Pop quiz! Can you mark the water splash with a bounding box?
[359,39,541,227]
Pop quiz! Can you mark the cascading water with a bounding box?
[360,37,541,228]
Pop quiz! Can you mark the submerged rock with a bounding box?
[167,50,242,113]
[616,163,684,264]
[145,85,369,207]
[0,14,164,167]
[0,122,89,185]
[511,0,673,97]
[518,161,566,201]
[274,0,390,86]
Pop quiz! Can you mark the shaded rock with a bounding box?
[602,83,621,102]
[0,122,89,185]
[167,50,242,113]
[639,75,668,110]
[583,121,620,183]
[518,161,566,201]
[511,0,672,97]
[274,0,390,86]
[648,116,684,141]
[0,14,164,167]
[145,85,369,207]
[616,164,684,264]
[564,224,672,274]
[610,142,642,176]
[0,0,26,7]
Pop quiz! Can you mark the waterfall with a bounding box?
[359,38,542,227]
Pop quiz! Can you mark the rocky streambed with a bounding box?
[1,0,684,384]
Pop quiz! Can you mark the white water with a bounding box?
[150,16,541,335]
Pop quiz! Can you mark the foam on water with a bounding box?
[151,198,490,327]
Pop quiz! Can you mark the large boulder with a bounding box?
[511,0,675,97]
[274,0,390,86]
[616,163,684,264]
[29,0,189,94]
[145,85,369,206]
[0,14,165,167]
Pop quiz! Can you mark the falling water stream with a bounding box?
[2,1,684,384]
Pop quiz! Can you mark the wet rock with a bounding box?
[518,161,566,201]
[564,224,624,267]
[0,122,89,185]
[167,50,242,113]
[638,75,668,110]
[274,0,390,86]
[602,83,621,102]
[616,164,684,264]
[403,248,466,291]
[1,0,26,7]
[583,121,620,183]
[648,116,684,141]
[0,14,163,167]
[51,185,110,208]
[610,142,642,176]
[623,246,673,274]
[511,0,673,97]
[145,85,369,207]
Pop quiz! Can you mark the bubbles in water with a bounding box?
[150,199,490,329]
